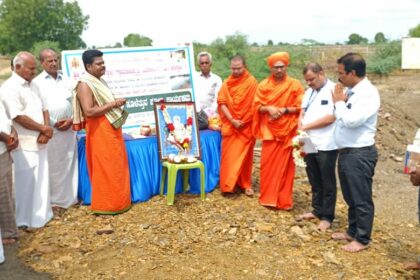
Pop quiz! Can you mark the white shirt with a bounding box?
[32,70,73,128]
[334,77,380,148]
[301,79,337,151]
[193,71,222,116]
[0,73,47,151]
[0,101,12,154]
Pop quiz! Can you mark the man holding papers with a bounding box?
[298,63,337,231]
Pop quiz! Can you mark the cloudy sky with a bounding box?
[76,0,420,47]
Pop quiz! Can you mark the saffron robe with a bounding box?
[85,115,131,214]
[217,70,258,192]
[252,75,304,209]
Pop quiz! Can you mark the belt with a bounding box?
[338,145,375,154]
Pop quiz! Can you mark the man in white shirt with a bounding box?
[298,63,337,232]
[32,48,78,213]
[331,53,380,253]
[193,52,222,129]
[0,102,19,246]
[0,51,54,228]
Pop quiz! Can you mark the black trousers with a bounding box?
[304,150,338,223]
[338,145,378,245]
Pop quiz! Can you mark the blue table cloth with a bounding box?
[77,130,221,204]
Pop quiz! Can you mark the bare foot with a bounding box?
[245,188,254,197]
[2,238,17,245]
[342,240,368,253]
[297,212,316,221]
[403,261,420,270]
[317,220,331,232]
[331,232,354,241]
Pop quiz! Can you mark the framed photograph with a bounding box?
[153,102,201,161]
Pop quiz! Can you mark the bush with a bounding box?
[367,41,401,75]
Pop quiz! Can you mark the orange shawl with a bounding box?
[252,74,304,143]
[217,69,258,139]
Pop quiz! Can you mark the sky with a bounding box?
[75,0,420,47]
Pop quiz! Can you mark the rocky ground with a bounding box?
[1,72,420,280]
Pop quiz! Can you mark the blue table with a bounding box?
[77,130,221,204]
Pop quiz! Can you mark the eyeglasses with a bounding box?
[199,61,210,65]
[272,65,286,69]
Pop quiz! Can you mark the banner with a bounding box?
[402,37,420,70]
[61,45,196,133]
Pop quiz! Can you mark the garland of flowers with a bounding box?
[292,130,307,168]
[160,104,193,151]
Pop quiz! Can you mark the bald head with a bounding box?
[14,51,37,82]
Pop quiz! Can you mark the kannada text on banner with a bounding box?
[61,45,196,131]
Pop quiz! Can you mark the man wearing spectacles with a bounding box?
[194,52,222,129]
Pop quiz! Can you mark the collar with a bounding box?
[199,71,213,78]
[11,72,30,86]
[349,77,368,96]
[42,70,63,81]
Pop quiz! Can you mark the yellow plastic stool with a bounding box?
[160,160,206,205]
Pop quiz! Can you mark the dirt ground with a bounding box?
[1,71,420,280]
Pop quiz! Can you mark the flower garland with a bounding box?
[160,104,193,151]
[292,130,307,168]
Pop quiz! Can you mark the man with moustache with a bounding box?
[73,49,131,215]
[331,53,380,253]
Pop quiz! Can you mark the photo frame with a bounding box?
[153,102,201,161]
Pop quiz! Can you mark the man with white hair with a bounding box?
[194,51,222,129]
[0,51,53,228]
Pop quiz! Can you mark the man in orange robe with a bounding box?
[252,52,304,209]
[73,50,131,215]
[218,56,258,195]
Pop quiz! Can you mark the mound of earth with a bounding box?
[3,71,420,280]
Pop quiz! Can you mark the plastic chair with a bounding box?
[160,160,206,205]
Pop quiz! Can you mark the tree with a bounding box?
[123,33,153,47]
[409,23,420,37]
[0,0,88,54]
[267,40,273,46]
[374,32,387,44]
[347,33,368,44]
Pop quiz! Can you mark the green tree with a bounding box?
[409,23,420,37]
[0,0,88,54]
[347,33,368,44]
[267,40,274,46]
[374,32,387,44]
[123,33,153,47]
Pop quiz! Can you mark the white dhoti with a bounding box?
[0,226,4,264]
[48,129,78,208]
[12,149,53,228]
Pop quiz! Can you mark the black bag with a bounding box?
[197,110,209,130]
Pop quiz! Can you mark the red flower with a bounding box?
[160,104,166,111]
[181,138,190,145]
[167,123,175,131]
[299,151,306,158]
[187,117,193,126]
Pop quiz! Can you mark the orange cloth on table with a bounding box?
[252,74,304,209]
[217,69,258,192]
[85,115,131,214]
